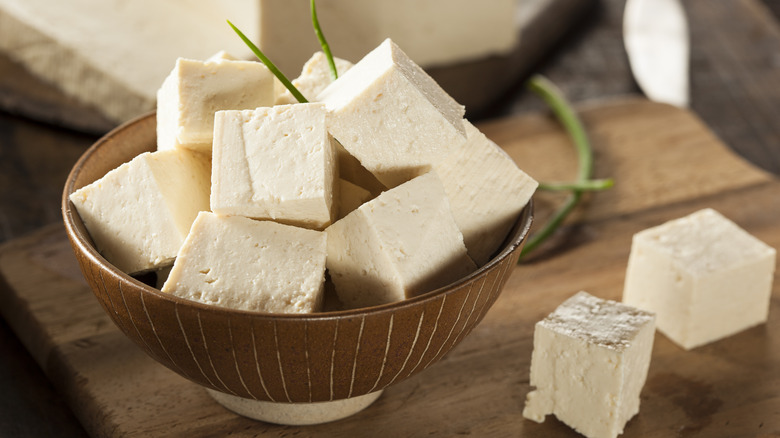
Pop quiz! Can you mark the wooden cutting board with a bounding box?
[1,98,778,437]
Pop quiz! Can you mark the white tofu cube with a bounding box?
[211,103,337,230]
[161,212,327,314]
[434,121,537,266]
[337,179,372,220]
[69,149,211,274]
[623,208,776,350]
[156,56,275,153]
[326,171,477,309]
[275,51,354,105]
[317,38,467,188]
[523,291,656,438]
[335,140,386,197]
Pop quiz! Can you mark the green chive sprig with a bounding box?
[227,20,308,104]
[520,75,614,259]
[310,0,338,81]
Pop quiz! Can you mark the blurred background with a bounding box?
[0,0,778,435]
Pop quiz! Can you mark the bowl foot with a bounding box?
[206,389,384,425]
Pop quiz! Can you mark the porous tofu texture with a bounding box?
[317,38,467,189]
[524,292,656,438]
[156,56,275,152]
[211,103,337,230]
[434,121,537,266]
[162,212,327,313]
[623,208,776,350]
[69,149,211,274]
[326,171,477,309]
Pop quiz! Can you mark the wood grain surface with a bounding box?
[1,98,778,437]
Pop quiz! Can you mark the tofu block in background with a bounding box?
[68,149,211,274]
[524,291,656,438]
[275,51,354,105]
[162,212,327,314]
[254,0,517,76]
[326,171,477,309]
[337,179,372,220]
[0,0,252,124]
[211,103,337,230]
[156,56,275,153]
[623,208,776,350]
[318,38,467,189]
[434,121,537,266]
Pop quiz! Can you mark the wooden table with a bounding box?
[0,0,778,436]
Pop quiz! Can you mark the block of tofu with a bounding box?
[211,103,337,230]
[434,121,537,266]
[523,291,656,438]
[156,56,275,153]
[0,0,252,124]
[254,0,517,76]
[275,51,354,105]
[68,149,211,274]
[337,179,372,220]
[161,212,327,314]
[623,208,776,350]
[317,38,467,189]
[326,171,477,309]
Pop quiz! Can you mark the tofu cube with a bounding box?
[434,121,537,266]
[326,171,477,309]
[275,51,354,105]
[623,208,776,350]
[69,149,211,274]
[317,38,467,189]
[337,179,372,220]
[211,103,337,230]
[335,140,386,197]
[156,56,275,152]
[161,212,327,314]
[523,291,656,438]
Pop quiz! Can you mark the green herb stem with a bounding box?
[227,20,308,104]
[310,0,338,81]
[538,178,614,192]
[520,75,610,259]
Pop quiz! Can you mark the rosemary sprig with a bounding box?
[310,0,338,81]
[227,20,308,104]
[520,75,613,259]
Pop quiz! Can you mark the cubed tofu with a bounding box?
[337,179,372,220]
[69,149,211,274]
[523,291,656,438]
[161,212,327,313]
[326,171,477,309]
[156,56,275,152]
[211,103,337,230]
[434,121,537,266]
[334,140,386,197]
[317,38,467,188]
[623,208,776,350]
[275,51,354,105]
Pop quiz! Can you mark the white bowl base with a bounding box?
[207,389,384,425]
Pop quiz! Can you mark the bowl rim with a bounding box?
[62,111,534,322]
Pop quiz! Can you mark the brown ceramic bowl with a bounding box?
[62,112,533,406]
